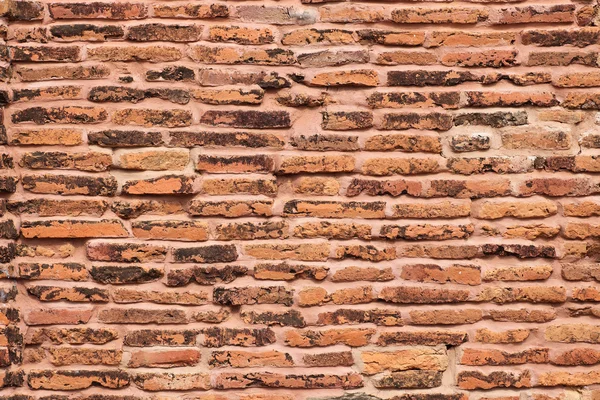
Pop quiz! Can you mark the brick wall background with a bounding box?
[1,0,600,398]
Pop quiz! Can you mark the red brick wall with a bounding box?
[1,0,600,398]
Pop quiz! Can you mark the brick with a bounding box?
[321,111,373,130]
[19,151,111,171]
[13,85,82,102]
[124,329,197,347]
[15,64,110,81]
[10,45,81,62]
[374,371,443,389]
[48,2,147,19]
[209,25,274,45]
[128,348,200,368]
[48,348,122,365]
[401,264,480,285]
[368,92,460,109]
[22,174,117,196]
[253,262,328,281]
[282,28,355,45]
[303,351,353,367]
[27,370,129,390]
[245,243,330,261]
[202,178,277,196]
[10,128,82,145]
[126,23,202,42]
[475,328,531,343]
[466,91,559,107]
[320,5,385,23]
[454,111,528,128]
[152,4,228,18]
[172,244,238,263]
[200,110,290,129]
[293,177,340,195]
[285,328,375,347]
[441,50,518,68]
[49,24,123,41]
[192,87,263,105]
[377,330,468,346]
[169,131,284,149]
[210,350,293,368]
[122,175,198,195]
[379,112,453,131]
[364,134,441,153]
[387,70,480,87]
[522,28,600,47]
[117,149,189,170]
[492,5,575,24]
[21,219,127,238]
[12,106,106,124]
[457,370,532,390]
[6,0,44,20]
[362,348,448,374]
[132,372,210,391]
[215,221,288,240]
[411,309,483,325]
[294,222,372,240]
[215,372,363,390]
[25,309,92,325]
[279,155,355,174]
[290,134,359,151]
[241,310,305,327]
[310,69,379,87]
[190,46,296,65]
[87,242,167,262]
[392,7,488,23]
[203,327,275,347]
[188,200,273,218]
[99,308,187,324]
[375,50,438,66]
[425,31,517,47]
[87,45,182,62]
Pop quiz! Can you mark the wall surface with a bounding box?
[1,0,600,398]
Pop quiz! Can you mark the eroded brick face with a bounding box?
[0,0,599,398]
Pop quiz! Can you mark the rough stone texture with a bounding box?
[0,1,596,398]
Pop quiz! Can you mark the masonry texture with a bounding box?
[1,0,600,398]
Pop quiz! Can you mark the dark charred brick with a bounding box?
[451,135,491,152]
[202,327,276,347]
[481,244,556,259]
[241,310,306,327]
[522,28,600,47]
[19,151,111,172]
[172,244,238,263]
[9,45,81,62]
[388,70,483,86]
[454,111,528,128]
[380,112,453,131]
[196,155,274,174]
[7,0,44,21]
[166,265,247,287]
[124,329,198,347]
[145,66,196,82]
[90,265,164,284]
[214,286,293,306]
[374,371,443,389]
[0,220,18,240]
[377,331,468,346]
[11,106,106,124]
[316,309,403,326]
[86,242,167,262]
[200,110,291,129]
[88,86,190,104]
[152,3,229,18]
[49,24,124,41]
[88,130,163,147]
[126,23,203,42]
[0,177,17,193]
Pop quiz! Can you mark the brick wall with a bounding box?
[0,0,600,397]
